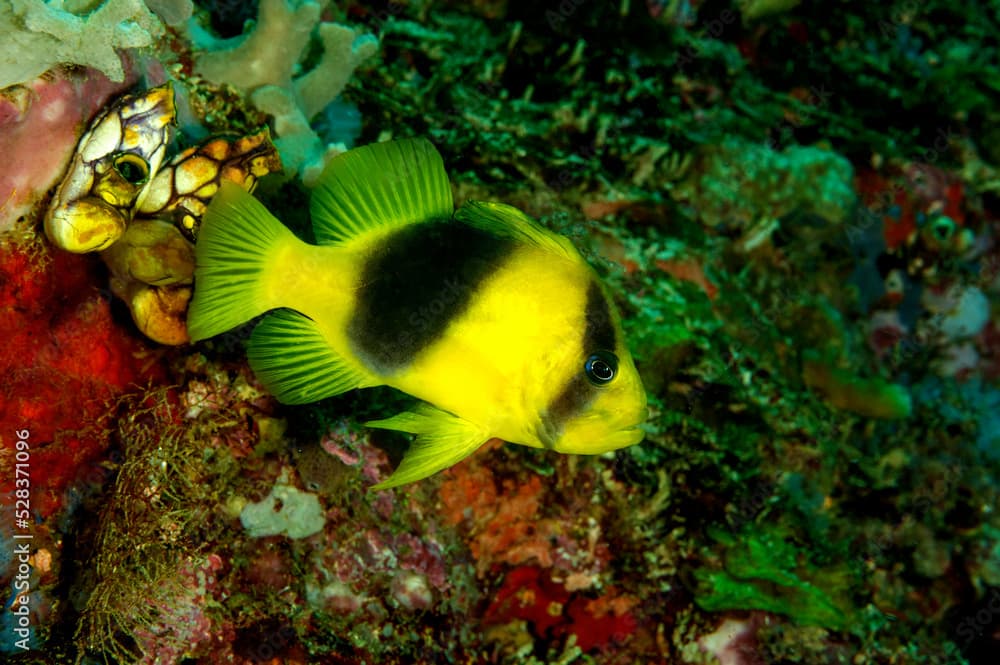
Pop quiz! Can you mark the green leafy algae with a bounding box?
[694,525,858,633]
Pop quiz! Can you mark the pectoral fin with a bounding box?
[366,405,490,490]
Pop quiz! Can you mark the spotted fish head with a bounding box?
[44,83,176,253]
[139,127,283,242]
[538,280,648,455]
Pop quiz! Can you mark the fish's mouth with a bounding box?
[561,423,646,454]
[537,407,647,453]
[586,425,645,453]
[616,425,645,446]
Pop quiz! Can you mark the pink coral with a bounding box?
[131,553,232,663]
[438,455,610,584]
[484,566,638,651]
[0,68,134,231]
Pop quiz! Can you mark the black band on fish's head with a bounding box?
[583,280,617,353]
[540,280,623,442]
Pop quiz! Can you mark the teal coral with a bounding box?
[191,0,378,184]
[673,138,856,250]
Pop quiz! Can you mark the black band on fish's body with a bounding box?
[348,219,516,373]
[540,280,619,442]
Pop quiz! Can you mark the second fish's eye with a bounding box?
[584,351,618,385]
[930,215,955,242]
[113,153,150,185]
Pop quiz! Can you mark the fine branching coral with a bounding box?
[74,393,233,664]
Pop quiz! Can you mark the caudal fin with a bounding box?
[187,182,296,341]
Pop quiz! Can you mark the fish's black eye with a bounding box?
[884,269,904,294]
[113,153,150,185]
[584,351,618,386]
[930,215,954,242]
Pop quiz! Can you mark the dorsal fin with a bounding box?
[309,138,454,246]
[454,200,579,262]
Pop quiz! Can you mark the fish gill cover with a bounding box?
[0,0,998,664]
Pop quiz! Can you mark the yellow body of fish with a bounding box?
[187,139,646,488]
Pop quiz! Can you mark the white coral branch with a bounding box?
[1,0,163,89]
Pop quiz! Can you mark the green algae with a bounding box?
[672,138,856,249]
[694,525,858,633]
[802,350,913,419]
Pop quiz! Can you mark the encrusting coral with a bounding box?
[0,238,168,519]
[191,0,378,184]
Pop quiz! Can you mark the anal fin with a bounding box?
[248,309,375,404]
[367,405,490,489]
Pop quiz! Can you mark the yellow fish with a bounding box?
[187,139,646,488]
